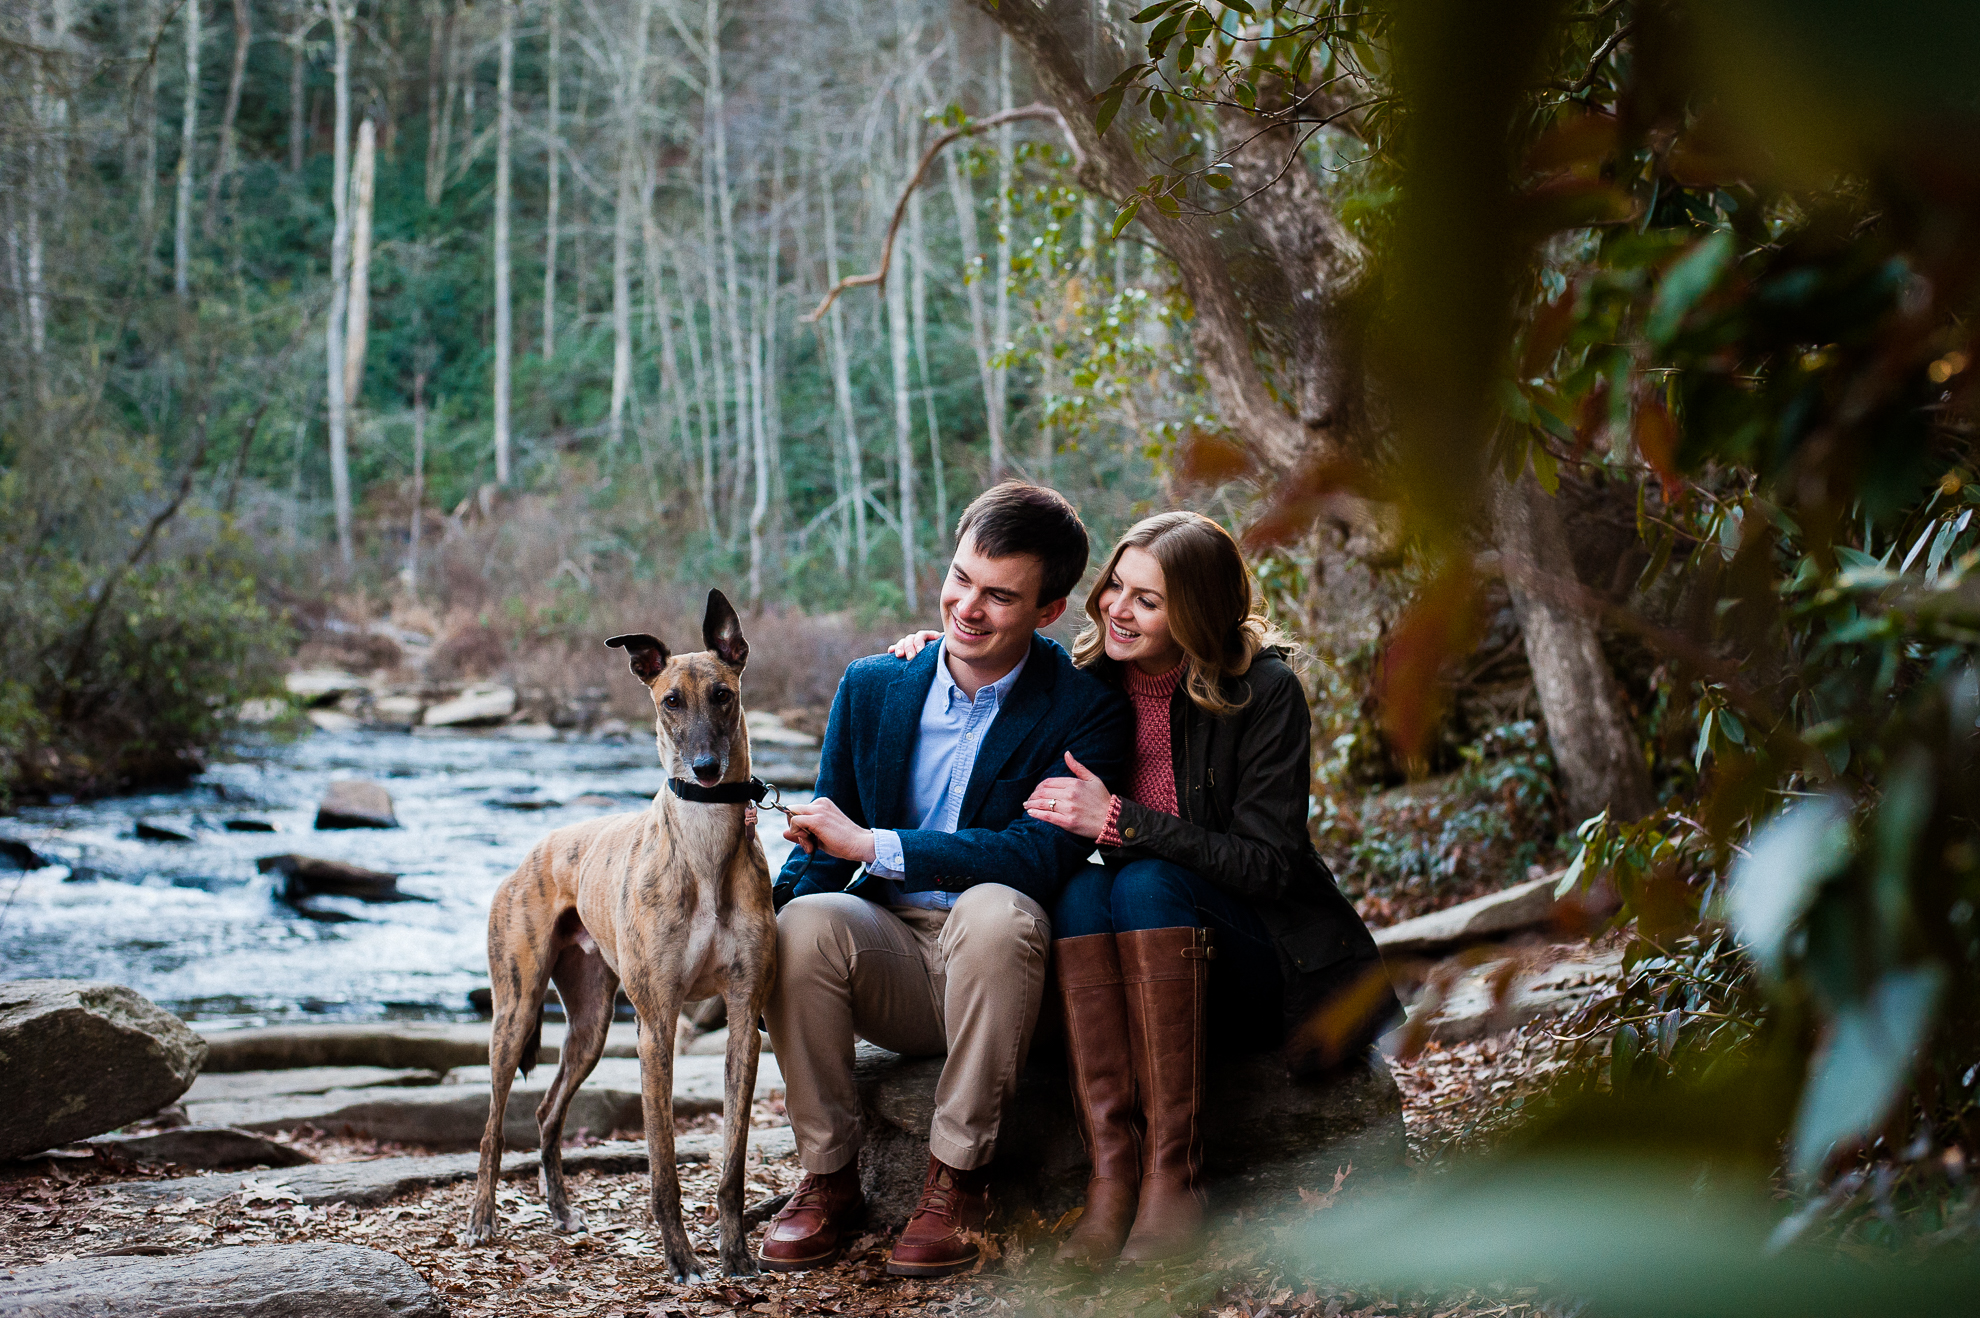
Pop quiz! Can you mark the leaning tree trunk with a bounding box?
[970,0,1368,488]
[492,0,515,484]
[1491,470,1655,825]
[324,0,354,568]
[173,0,200,299]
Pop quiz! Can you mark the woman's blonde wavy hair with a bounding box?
[1071,511,1292,716]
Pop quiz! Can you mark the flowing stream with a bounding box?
[0,727,808,1026]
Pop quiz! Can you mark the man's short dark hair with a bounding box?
[953,481,1090,605]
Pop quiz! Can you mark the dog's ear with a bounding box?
[605,633,670,682]
[702,589,749,670]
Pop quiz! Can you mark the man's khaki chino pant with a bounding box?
[764,885,1051,1173]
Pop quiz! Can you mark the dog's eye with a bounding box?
[711,688,733,706]
[662,692,682,709]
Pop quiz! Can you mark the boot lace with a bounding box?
[914,1166,962,1225]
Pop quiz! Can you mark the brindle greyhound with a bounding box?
[467,589,776,1281]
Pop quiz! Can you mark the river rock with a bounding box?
[85,1125,314,1170]
[368,694,426,728]
[313,780,397,830]
[256,854,414,903]
[133,818,195,843]
[223,818,277,832]
[1,837,49,870]
[1372,873,1566,957]
[0,980,209,1161]
[0,1243,446,1316]
[852,1043,1404,1229]
[284,670,370,705]
[422,684,517,728]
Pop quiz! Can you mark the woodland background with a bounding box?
[8,0,1980,1304]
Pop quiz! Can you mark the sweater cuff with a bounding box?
[1098,795,1126,847]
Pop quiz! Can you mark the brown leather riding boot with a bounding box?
[885,1155,992,1277]
[1117,926,1212,1266]
[1053,933,1141,1268]
[757,1161,863,1271]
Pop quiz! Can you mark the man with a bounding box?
[758,483,1133,1277]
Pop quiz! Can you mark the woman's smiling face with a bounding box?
[1097,546,1186,673]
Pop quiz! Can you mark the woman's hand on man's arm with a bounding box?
[1024,751,1114,841]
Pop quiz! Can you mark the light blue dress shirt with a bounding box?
[867,639,1030,910]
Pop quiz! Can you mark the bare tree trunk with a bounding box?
[423,0,447,198]
[990,33,1013,481]
[201,0,249,240]
[541,0,560,358]
[343,118,376,409]
[943,150,999,494]
[907,184,946,544]
[406,369,426,596]
[819,141,865,573]
[173,0,200,299]
[427,0,462,206]
[1491,470,1655,824]
[287,10,308,174]
[706,0,751,548]
[492,0,514,483]
[884,141,918,612]
[135,1,161,281]
[609,0,653,448]
[747,144,783,602]
[698,118,730,543]
[324,0,354,567]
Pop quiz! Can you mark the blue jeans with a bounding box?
[1054,859,1285,1054]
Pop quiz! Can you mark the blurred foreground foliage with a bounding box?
[1058,0,1980,1311]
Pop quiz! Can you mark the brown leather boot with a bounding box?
[884,1155,992,1277]
[1053,933,1141,1268]
[756,1161,863,1271]
[1117,926,1211,1266]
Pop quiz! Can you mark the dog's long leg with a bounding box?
[625,970,700,1283]
[537,941,618,1233]
[717,979,768,1275]
[469,869,557,1244]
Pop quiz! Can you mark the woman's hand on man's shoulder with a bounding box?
[886,629,942,660]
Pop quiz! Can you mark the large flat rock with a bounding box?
[184,1066,443,1102]
[179,1055,784,1150]
[852,1043,1405,1229]
[112,1128,798,1207]
[0,1242,445,1316]
[85,1126,314,1171]
[1372,874,1565,957]
[195,1021,644,1073]
[314,780,398,830]
[0,981,209,1161]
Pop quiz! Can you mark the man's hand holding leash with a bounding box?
[781,796,876,864]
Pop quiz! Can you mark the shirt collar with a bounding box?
[933,637,1031,709]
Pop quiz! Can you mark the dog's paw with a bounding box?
[464,1217,498,1247]
[552,1204,588,1234]
[721,1247,759,1277]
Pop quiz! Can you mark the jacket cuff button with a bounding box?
[1123,827,1136,839]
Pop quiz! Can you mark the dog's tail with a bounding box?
[519,1002,545,1079]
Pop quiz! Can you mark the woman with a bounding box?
[889,511,1400,1268]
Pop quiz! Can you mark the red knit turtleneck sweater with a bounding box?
[1099,661,1185,846]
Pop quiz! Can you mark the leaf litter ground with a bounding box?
[1,1032,1574,1318]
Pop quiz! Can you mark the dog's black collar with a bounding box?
[667,776,773,805]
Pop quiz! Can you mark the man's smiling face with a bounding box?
[938,533,1065,676]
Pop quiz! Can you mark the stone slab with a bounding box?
[852,1042,1405,1229]
[195,1021,644,1073]
[85,1126,314,1171]
[1372,874,1565,957]
[110,1128,799,1207]
[179,1055,783,1150]
[0,1242,446,1316]
[314,780,398,830]
[184,1067,442,1103]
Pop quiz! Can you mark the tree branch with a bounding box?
[801,104,1081,324]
